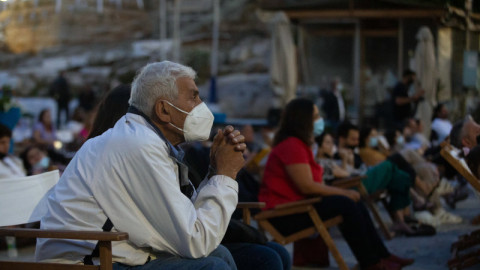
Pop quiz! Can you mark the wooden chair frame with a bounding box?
[440,143,480,192]
[440,142,480,270]
[0,228,128,270]
[238,176,392,270]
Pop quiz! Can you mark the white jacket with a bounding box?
[35,113,239,265]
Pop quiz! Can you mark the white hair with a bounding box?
[129,61,196,118]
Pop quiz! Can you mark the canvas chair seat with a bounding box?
[0,170,129,270]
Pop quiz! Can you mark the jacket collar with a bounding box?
[127,106,185,162]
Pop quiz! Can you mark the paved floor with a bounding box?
[1,187,479,269]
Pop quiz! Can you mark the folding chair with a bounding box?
[237,177,372,270]
[0,170,128,270]
[440,143,480,270]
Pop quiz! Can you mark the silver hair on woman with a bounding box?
[129,61,196,118]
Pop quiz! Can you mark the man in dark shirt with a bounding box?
[392,70,424,126]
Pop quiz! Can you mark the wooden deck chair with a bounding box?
[440,143,480,270]
[237,177,368,270]
[440,143,480,192]
[0,170,128,270]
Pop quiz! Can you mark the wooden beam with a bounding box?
[309,29,397,37]
[286,9,445,19]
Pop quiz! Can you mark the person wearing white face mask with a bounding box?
[36,61,246,270]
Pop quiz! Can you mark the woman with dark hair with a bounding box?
[88,84,292,270]
[259,98,414,270]
[87,84,132,139]
[32,109,57,148]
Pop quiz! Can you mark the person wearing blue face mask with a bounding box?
[359,127,387,167]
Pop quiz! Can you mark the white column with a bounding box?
[172,0,181,62]
[97,0,103,13]
[210,0,219,79]
[160,0,167,40]
[136,0,144,9]
[55,0,62,13]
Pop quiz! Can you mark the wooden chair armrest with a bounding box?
[0,228,129,241]
[274,197,322,210]
[237,202,266,209]
[330,175,366,189]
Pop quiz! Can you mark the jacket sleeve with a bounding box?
[92,139,238,259]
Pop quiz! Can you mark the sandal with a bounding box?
[434,208,462,224]
[405,224,436,237]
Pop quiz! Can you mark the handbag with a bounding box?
[293,234,330,267]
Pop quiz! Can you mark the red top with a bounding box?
[258,136,323,209]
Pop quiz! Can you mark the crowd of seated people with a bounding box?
[2,61,479,270]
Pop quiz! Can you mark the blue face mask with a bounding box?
[313,118,325,137]
[369,137,378,148]
[396,135,405,145]
[34,156,50,170]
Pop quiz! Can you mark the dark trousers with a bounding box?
[270,196,389,268]
[57,103,69,128]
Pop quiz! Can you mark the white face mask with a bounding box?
[163,101,214,142]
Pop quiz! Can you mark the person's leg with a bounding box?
[113,245,236,270]
[223,242,283,270]
[265,242,291,270]
[313,196,383,268]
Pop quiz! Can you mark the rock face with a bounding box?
[0,0,278,118]
[0,0,151,53]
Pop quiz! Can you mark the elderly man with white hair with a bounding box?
[35,61,245,269]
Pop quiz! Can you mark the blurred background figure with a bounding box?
[0,124,25,178]
[32,109,57,149]
[49,71,71,128]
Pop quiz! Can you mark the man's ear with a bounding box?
[154,100,171,123]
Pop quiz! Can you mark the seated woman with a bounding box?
[32,109,57,148]
[259,98,413,270]
[88,84,291,270]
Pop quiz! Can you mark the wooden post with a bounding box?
[398,18,404,78]
[353,20,361,121]
[466,0,472,50]
[99,241,112,270]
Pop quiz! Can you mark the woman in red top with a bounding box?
[259,98,413,270]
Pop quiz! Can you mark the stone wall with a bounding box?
[0,1,151,53]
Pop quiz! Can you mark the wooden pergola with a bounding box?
[260,0,447,121]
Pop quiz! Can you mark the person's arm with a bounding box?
[32,129,53,146]
[96,134,243,259]
[285,163,360,202]
[395,89,425,105]
[330,162,351,178]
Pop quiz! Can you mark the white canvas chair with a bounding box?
[0,170,128,270]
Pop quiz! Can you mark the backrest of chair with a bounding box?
[441,144,480,192]
[0,170,60,226]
